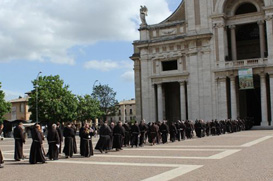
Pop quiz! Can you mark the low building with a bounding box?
[3,96,31,122]
[107,99,136,123]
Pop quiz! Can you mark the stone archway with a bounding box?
[215,0,264,14]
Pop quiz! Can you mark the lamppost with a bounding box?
[92,80,98,90]
[36,71,42,123]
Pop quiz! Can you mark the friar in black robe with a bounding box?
[149,122,158,145]
[112,121,125,151]
[63,123,76,158]
[109,121,115,150]
[29,124,46,164]
[72,124,77,154]
[13,123,25,161]
[0,124,4,168]
[80,124,94,157]
[139,120,148,147]
[122,122,130,147]
[169,122,177,142]
[159,121,169,144]
[95,121,112,153]
[47,124,60,160]
[56,122,63,154]
[130,122,140,147]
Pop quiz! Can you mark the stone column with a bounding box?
[258,20,266,58]
[180,81,187,121]
[229,25,237,61]
[260,74,268,126]
[157,83,163,122]
[218,77,228,120]
[269,74,273,125]
[265,15,273,62]
[230,76,237,119]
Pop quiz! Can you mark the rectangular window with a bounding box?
[162,60,178,71]
[118,110,121,115]
[20,103,25,113]
[130,109,133,115]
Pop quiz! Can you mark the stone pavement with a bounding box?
[0,130,273,181]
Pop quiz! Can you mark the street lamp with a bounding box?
[92,80,98,90]
[36,71,42,123]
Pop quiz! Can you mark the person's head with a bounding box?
[34,123,40,130]
[84,123,90,129]
[67,122,72,127]
[52,124,57,129]
[18,122,23,127]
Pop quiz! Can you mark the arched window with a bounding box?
[235,3,257,15]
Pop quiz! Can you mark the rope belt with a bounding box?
[83,138,91,141]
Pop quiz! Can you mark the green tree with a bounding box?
[28,75,78,124]
[0,83,11,124]
[76,95,103,123]
[92,84,118,121]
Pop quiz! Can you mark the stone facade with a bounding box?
[107,99,136,123]
[131,0,273,126]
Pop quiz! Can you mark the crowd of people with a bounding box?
[0,118,252,168]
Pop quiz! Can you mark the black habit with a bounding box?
[80,129,94,157]
[95,124,112,152]
[63,127,76,158]
[29,127,46,164]
[112,125,125,150]
[13,125,25,160]
[47,128,60,160]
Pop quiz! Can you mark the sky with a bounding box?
[0,0,182,101]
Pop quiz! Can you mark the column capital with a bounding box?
[216,76,227,82]
[213,22,225,29]
[179,80,187,86]
[229,25,236,29]
[229,76,236,81]
[257,20,265,25]
[265,15,273,21]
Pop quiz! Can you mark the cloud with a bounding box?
[3,90,24,101]
[84,60,133,71]
[121,71,134,82]
[0,0,172,64]
[84,60,119,72]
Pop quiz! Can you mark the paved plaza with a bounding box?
[1,130,273,181]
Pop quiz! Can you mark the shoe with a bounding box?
[99,149,103,153]
[65,156,69,159]
[0,165,3,168]
[15,159,21,161]
[105,150,108,153]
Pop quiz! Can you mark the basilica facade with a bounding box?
[131,0,273,126]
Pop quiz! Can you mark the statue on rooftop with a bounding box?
[140,5,148,26]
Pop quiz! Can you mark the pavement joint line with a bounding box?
[240,136,273,147]
[121,148,230,151]
[208,149,241,159]
[92,151,238,160]
[142,165,203,181]
[52,160,203,181]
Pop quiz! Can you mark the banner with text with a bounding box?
[238,68,254,90]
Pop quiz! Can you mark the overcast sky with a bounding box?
[0,0,182,101]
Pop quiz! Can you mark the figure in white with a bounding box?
[140,5,148,26]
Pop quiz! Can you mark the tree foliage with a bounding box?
[0,82,11,124]
[28,75,78,124]
[76,94,102,123]
[92,84,118,120]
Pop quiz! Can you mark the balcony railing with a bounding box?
[218,58,268,69]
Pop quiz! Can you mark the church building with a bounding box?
[131,0,273,126]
